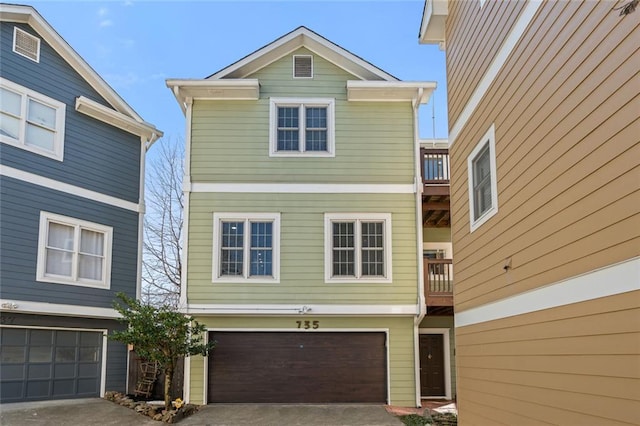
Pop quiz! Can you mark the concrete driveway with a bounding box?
[0,398,403,426]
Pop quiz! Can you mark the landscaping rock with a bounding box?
[103,391,200,423]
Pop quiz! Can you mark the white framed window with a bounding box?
[324,213,392,283]
[467,124,498,232]
[0,77,66,161]
[212,213,280,283]
[13,27,40,63]
[293,55,313,78]
[269,97,335,157]
[36,212,113,289]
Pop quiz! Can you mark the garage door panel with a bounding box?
[208,332,386,403]
[0,328,102,403]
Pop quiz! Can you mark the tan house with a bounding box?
[420,0,639,423]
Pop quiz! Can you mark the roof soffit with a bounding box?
[208,27,399,82]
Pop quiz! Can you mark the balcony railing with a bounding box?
[424,258,453,307]
[421,148,450,185]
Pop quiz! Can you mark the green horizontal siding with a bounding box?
[188,315,417,407]
[187,192,418,305]
[190,48,414,184]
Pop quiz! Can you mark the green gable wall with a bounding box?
[190,48,415,184]
[187,192,418,305]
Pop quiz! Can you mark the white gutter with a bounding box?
[179,98,193,309]
[412,89,426,408]
[136,136,147,300]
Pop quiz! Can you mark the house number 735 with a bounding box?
[296,320,319,329]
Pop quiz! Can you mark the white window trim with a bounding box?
[13,27,41,63]
[269,97,335,158]
[212,212,281,283]
[36,211,113,289]
[293,54,313,79]
[467,124,498,232]
[324,213,393,284]
[0,77,66,161]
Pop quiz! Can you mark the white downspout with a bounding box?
[136,136,148,300]
[181,97,193,403]
[413,89,426,408]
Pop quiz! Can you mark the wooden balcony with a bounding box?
[424,258,453,313]
[421,148,450,227]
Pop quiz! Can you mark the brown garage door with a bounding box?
[208,331,386,403]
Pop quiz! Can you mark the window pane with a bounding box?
[362,249,384,276]
[277,129,299,151]
[47,223,74,249]
[472,144,492,219]
[305,130,327,151]
[0,114,20,139]
[78,254,103,281]
[55,347,76,362]
[79,347,99,362]
[221,249,243,276]
[46,248,72,276]
[250,249,272,276]
[1,346,25,363]
[0,87,22,116]
[29,346,52,362]
[222,222,244,248]
[25,123,55,152]
[80,229,104,256]
[305,107,326,128]
[361,222,383,248]
[332,222,354,248]
[28,99,56,129]
[278,107,298,128]
[332,249,354,276]
[250,222,272,248]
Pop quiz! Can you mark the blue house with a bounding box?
[0,4,162,402]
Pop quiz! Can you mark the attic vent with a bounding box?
[13,27,40,63]
[293,55,313,78]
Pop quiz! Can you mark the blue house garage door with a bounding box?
[0,328,103,402]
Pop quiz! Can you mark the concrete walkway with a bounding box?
[0,398,403,426]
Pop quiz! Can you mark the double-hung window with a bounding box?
[269,98,335,157]
[0,77,65,161]
[467,124,498,232]
[36,212,112,289]
[213,213,280,283]
[324,213,392,283]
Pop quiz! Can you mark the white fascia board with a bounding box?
[419,0,448,45]
[75,96,162,143]
[1,299,121,319]
[208,27,398,82]
[347,81,436,103]
[183,304,418,316]
[420,138,449,149]
[165,79,260,105]
[0,4,156,128]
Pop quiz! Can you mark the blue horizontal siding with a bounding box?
[0,176,139,308]
[0,22,140,203]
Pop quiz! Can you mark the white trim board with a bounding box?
[0,165,140,212]
[455,257,640,328]
[448,0,543,147]
[184,304,418,316]
[0,299,121,319]
[189,183,415,194]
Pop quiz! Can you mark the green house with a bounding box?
[167,27,437,407]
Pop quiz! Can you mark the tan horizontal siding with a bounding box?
[448,0,640,310]
[455,291,640,425]
[446,0,525,126]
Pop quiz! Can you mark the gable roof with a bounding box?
[207,26,399,82]
[0,3,161,143]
